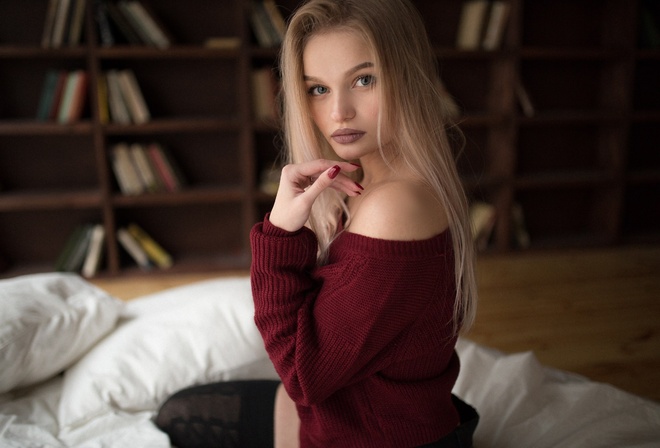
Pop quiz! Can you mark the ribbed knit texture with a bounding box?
[250,216,460,447]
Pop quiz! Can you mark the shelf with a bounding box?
[0,0,658,278]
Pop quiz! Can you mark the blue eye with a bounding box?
[356,75,374,87]
[308,85,328,96]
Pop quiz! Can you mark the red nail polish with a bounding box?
[329,165,341,179]
[354,181,364,190]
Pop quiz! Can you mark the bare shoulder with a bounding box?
[347,179,449,240]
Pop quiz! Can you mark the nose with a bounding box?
[330,90,355,122]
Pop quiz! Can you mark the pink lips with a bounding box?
[331,128,365,144]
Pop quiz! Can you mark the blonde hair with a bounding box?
[279,0,477,333]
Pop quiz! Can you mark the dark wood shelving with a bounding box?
[0,0,658,278]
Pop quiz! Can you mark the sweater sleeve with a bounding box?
[250,217,453,407]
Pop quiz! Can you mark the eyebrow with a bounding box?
[303,61,374,83]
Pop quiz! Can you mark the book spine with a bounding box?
[57,71,80,124]
[42,0,60,48]
[456,0,489,50]
[123,1,171,49]
[117,228,152,270]
[106,70,132,124]
[127,223,173,269]
[82,224,106,278]
[51,0,72,48]
[117,69,150,124]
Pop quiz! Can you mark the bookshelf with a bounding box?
[0,0,658,278]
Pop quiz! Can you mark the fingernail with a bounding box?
[329,165,341,179]
[354,181,364,190]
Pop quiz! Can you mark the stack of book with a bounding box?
[117,223,173,270]
[110,142,186,195]
[36,70,88,124]
[250,0,286,47]
[55,224,106,278]
[251,67,279,122]
[456,0,511,50]
[94,0,172,48]
[99,69,151,124]
[42,0,87,48]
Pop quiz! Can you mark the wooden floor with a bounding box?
[92,244,660,403]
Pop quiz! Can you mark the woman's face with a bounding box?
[302,30,386,162]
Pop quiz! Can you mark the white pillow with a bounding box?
[58,277,279,431]
[0,273,123,394]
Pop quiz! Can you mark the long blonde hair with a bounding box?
[279,0,477,333]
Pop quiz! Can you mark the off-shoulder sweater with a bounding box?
[250,216,460,447]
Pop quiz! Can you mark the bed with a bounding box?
[1,273,658,447]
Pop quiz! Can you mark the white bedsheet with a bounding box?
[1,275,658,447]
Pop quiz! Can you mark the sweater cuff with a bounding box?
[261,213,304,237]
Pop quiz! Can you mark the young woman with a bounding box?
[250,0,479,446]
[157,0,478,446]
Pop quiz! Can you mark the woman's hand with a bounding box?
[269,160,362,232]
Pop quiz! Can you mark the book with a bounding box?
[129,143,162,192]
[82,224,105,278]
[111,142,144,195]
[42,0,60,48]
[106,70,131,124]
[119,1,171,49]
[481,1,510,50]
[250,1,280,47]
[94,0,116,47]
[146,143,185,192]
[67,0,86,46]
[116,69,151,124]
[456,0,489,50]
[204,37,242,50]
[469,201,496,251]
[640,2,660,49]
[515,81,535,117]
[51,0,72,48]
[97,73,110,123]
[106,0,143,45]
[36,70,61,121]
[262,0,286,41]
[127,223,172,269]
[251,67,278,122]
[117,227,152,270]
[55,224,93,272]
[511,203,531,249]
[57,70,88,124]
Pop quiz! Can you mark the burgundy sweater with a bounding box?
[250,216,460,447]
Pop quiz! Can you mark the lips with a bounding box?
[331,128,365,144]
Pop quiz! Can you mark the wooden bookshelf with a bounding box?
[0,0,658,278]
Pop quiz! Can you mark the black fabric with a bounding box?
[416,395,479,448]
[155,380,280,448]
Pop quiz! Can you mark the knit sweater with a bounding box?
[250,216,460,447]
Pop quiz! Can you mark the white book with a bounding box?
[456,0,489,50]
[122,1,171,49]
[117,228,151,270]
[482,1,510,50]
[107,70,131,124]
[112,143,144,195]
[82,224,105,278]
[117,70,151,124]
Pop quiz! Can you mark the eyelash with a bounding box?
[306,74,376,96]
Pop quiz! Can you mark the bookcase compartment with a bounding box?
[0,1,50,46]
[514,185,615,247]
[99,58,239,119]
[519,60,612,113]
[521,0,616,48]
[113,203,247,271]
[0,209,102,271]
[0,135,98,193]
[516,123,615,179]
